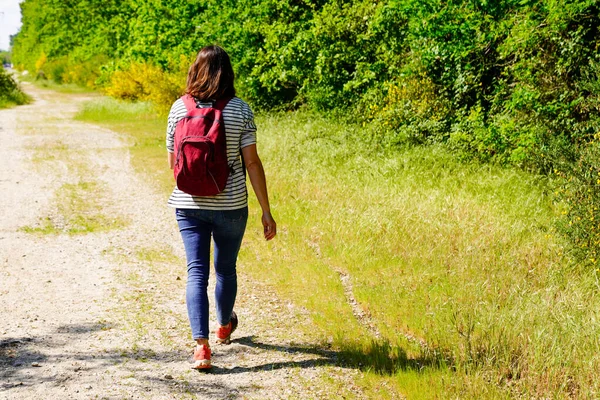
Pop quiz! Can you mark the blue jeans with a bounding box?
[175,207,248,340]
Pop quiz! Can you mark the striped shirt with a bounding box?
[166,96,257,210]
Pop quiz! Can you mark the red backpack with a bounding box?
[173,95,231,196]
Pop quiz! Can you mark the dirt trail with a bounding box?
[0,84,362,399]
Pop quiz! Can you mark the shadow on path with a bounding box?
[1,324,446,397]
[207,335,445,376]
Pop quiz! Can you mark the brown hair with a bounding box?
[186,45,236,101]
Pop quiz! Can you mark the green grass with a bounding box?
[75,96,600,398]
[21,181,127,235]
[75,97,172,193]
[20,74,97,94]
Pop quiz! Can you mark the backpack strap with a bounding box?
[213,97,232,111]
[181,95,232,113]
[181,94,198,113]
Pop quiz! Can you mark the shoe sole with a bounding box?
[216,311,238,345]
[191,359,211,370]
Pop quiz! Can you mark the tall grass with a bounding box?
[248,112,600,398]
[76,97,600,398]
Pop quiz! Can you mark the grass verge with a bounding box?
[19,74,97,94]
[75,96,600,398]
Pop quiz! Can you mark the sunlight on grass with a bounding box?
[20,75,97,94]
[75,97,173,194]
[75,96,600,398]
[245,112,600,398]
[21,181,126,235]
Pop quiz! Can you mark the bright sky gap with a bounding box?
[0,0,23,51]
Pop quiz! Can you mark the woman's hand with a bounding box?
[243,144,276,241]
[262,212,277,241]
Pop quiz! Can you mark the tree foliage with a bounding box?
[11,0,599,159]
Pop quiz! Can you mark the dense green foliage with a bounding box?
[11,0,600,159]
[11,1,600,259]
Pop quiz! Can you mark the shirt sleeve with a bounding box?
[240,102,257,149]
[166,100,182,153]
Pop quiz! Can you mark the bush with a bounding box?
[0,68,31,108]
[554,141,600,267]
[40,55,108,88]
[103,57,189,113]
[44,57,68,84]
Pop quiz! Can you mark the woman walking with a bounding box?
[166,45,276,370]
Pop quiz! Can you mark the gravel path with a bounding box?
[0,84,363,399]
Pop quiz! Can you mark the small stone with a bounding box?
[31,362,41,367]
[176,276,181,281]
[164,374,174,380]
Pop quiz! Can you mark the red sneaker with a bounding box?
[191,344,211,370]
[216,311,238,344]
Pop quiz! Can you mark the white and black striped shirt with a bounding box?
[166,96,257,210]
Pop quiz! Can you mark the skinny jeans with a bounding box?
[175,207,248,340]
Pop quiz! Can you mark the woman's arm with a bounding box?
[168,151,175,169]
[169,151,175,169]
[241,144,276,241]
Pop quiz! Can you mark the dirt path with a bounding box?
[0,84,362,399]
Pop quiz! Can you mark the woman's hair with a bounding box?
[186,45,236,101]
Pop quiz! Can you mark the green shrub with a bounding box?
[0,68,31,108]
[45,57,68,84]
[365,75,450,146]
[554,141,600,267]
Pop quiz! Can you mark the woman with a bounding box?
[166,45,276,370]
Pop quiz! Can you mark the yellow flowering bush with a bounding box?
[104,57,189,113]
[34,52,47,73]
